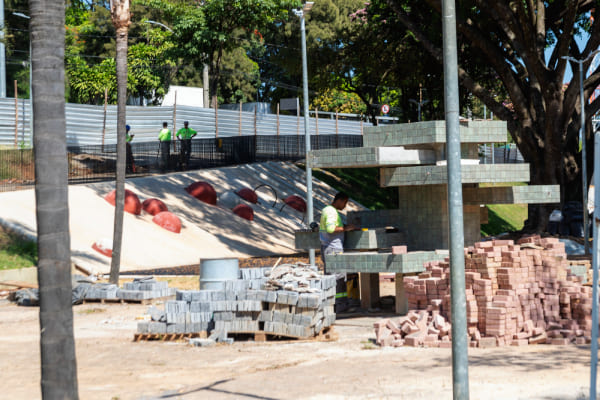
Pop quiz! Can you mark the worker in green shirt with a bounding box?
[320,192,357,266]
[158,121,171,172]
[125,124,136,173]
[320,191,359,310]
[176,121,197,169]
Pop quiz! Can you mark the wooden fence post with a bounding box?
[277,103,280,157]
[336,110,339,148]
[214,95,219,138]
[172,90,177,153]
[101,88,107,152]
[239,101,242,136]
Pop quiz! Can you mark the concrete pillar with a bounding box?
[359,272,380,309]
[395,273,408,315]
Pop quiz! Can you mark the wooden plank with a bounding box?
[0,280,38,289]
[359,273,380,309]
[395,273,408,315]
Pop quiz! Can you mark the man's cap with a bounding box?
[126,124,130,131]
[184,120,189,124]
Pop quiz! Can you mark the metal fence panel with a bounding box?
[0,98,365,147]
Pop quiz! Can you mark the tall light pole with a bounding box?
[13,12,31,144]
[145,19,210,108]
[0,1,6,97]
[293,2,315,267]
[563,49,600,255]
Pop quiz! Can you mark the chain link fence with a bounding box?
[0,134,364,192]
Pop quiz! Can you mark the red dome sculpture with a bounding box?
[235,187,258,204]
[104,189,142,215]
[92,239,112,257]
[142,198,168,216]
[232,204,254,221]
[152,211,182,234]
[284,195,306,213]
[185,181,217,205]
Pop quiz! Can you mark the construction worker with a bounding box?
[125,124,136,173]
[158,121,171,172]
[176,121,197,169]
[319,192,359,310]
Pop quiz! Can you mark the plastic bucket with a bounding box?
[199,258,239,290]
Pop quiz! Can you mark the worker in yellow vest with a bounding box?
[158,121,171,172]
[319,192,360,309]
[177,121,197,170]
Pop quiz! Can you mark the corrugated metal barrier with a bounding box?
[0,98,364,147]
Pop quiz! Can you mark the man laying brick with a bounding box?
[319,191,359,310]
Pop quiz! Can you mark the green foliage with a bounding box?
[310,167,398,210]
[310,89,366,114]
[0,222,37,270]
[480,204,528,237]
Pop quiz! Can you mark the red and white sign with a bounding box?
[381,104,390,114]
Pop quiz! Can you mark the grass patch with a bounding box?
[0,226,37,270]
[309,166,398,209]
[0,147,34,180]
[481,204,528,237]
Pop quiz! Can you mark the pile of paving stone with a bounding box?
[375,236,594,347]
[83,277,175,301]
[137,264,337,340]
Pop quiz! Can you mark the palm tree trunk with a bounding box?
[109,0,130,284]
[30,0,79,397]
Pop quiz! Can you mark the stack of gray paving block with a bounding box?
[117,277,176,301]
[136,266,337,339]
[84,283,119,300]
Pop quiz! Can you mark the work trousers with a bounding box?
[180,139,192,168]
[159,140,171,171]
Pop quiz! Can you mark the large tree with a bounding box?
[30,0,79,397]
[384,0,600,230]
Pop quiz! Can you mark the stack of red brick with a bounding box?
[374,309,452,348]
[375,236,593,347]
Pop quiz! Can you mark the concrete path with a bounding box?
[0,162,363,273]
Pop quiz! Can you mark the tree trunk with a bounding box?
[109,0,130,284]
[30,0,79,397]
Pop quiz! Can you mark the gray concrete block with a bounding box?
[176,290,192,302]
[147,306,166,322]
[276,291,288,304]
[137,322,149,333]
[189,338,216,347]
[167,323,186,334]
[148,322,167,334]
[286,291,299,306]
[259,310,273,322]
[264,291,277,303]
[214,311,234,321]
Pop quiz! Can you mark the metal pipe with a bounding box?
[442,0,470,398]
[299,9,315,266]
[580,62,589,254]
[0,0,6,97]
[590,132,600,400]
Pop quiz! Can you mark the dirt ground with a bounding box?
[0,285,593,400]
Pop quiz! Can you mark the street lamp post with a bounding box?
[13,12,31,145]
[562,49,600,256]
[293,2,315,267]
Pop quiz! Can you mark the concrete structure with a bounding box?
[302,120,560,313]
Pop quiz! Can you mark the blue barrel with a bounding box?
[199,258,239,290]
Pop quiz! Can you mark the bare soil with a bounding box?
[0,293,592,400]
